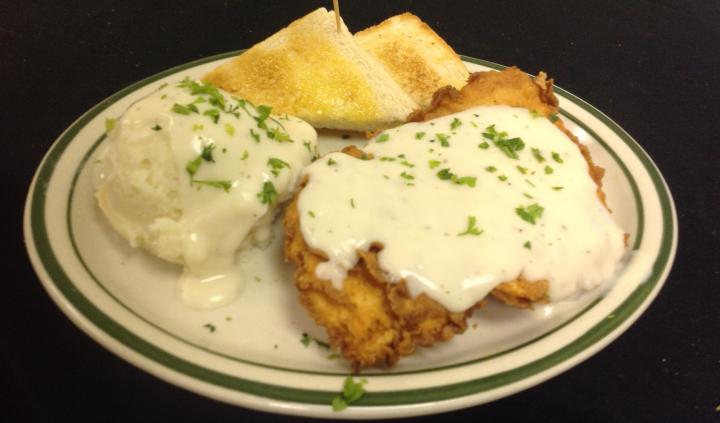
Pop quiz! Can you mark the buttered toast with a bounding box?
[355,13,469,107]
[204,8,417,132]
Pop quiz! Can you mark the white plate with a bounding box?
[23,53,677,419]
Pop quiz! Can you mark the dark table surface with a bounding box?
[4,0,719,421]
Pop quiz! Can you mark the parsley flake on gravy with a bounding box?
[191,179,232,193]
[436,168,476,187]
[531,148,546,163]
[376,133,390,143]
[482,124,525,159]
[436,133,450,147]
[257,181,278,205]
[267,157,291,176]
[458,215,484,236]
[415,131,426,140]
[250,128,260,143]
[450,117,462,130]
[516,203,545,225]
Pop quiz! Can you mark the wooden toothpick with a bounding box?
[332,0,341,32]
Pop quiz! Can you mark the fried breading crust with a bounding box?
[284,195,474,368]
[284,68,598,368]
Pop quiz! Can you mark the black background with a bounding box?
[3,0,719,421]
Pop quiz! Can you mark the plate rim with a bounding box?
[23,52,678,418]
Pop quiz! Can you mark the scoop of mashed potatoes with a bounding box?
[96,79,318,306]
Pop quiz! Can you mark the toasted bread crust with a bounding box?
[355,13,469,107]
[203,8,417,132]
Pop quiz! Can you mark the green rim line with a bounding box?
[28,52,676,407]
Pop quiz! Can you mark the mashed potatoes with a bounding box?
[96,79,317,307]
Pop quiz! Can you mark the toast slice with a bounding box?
[203,8,418,132]
[355,13,469,107]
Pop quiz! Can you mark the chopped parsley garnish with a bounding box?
[350,198,355,208]
[203,323,216,333]
[415,131,426,140]
[185,142,216,179]
[523,193,534,199]
[327,158,337,166]
[308,211,316,218]
[498,175,508,181]
[551,152,564,163]
[436,133,450,147]
[529,110,542,118]
[450,118,462,130]
[192,179,232,193]
[151,124,162,131]
[224,123,235,135]
[531,148,545,163]
[437,168,453,180]
[544,165,554,174]
[524,241,532,249]
[201,143,216,162]
[301,333,331,349]
[552,186,564,191]
[376,133,390,143]
[379,156,396,162]
[303,140,319,160]
[192,124,204,131]
[428,159,441,169]
[458,215,484,236]
[478,141,490,149]
[178,78,226,109]
[483,125,525,159]
[332,376,367,412]
[525,179,536,187]
[436,168,476,187]
[400,160,415,168]
[485,166,497,173]
[400,171,414,180]
[240,150,249,160]
[516,203,545,225]
[516,165,528,174]
[171,103,198,115]
[267,157,291,176]
[105,118,116,134]
[267,126,291,142]
[185,157,202,178]
[549,113,560,123]
[257,181,278,205]
[253,105,273,129]
[300,333,312,347]
[203,108,220,123]
[250,129,260,143]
